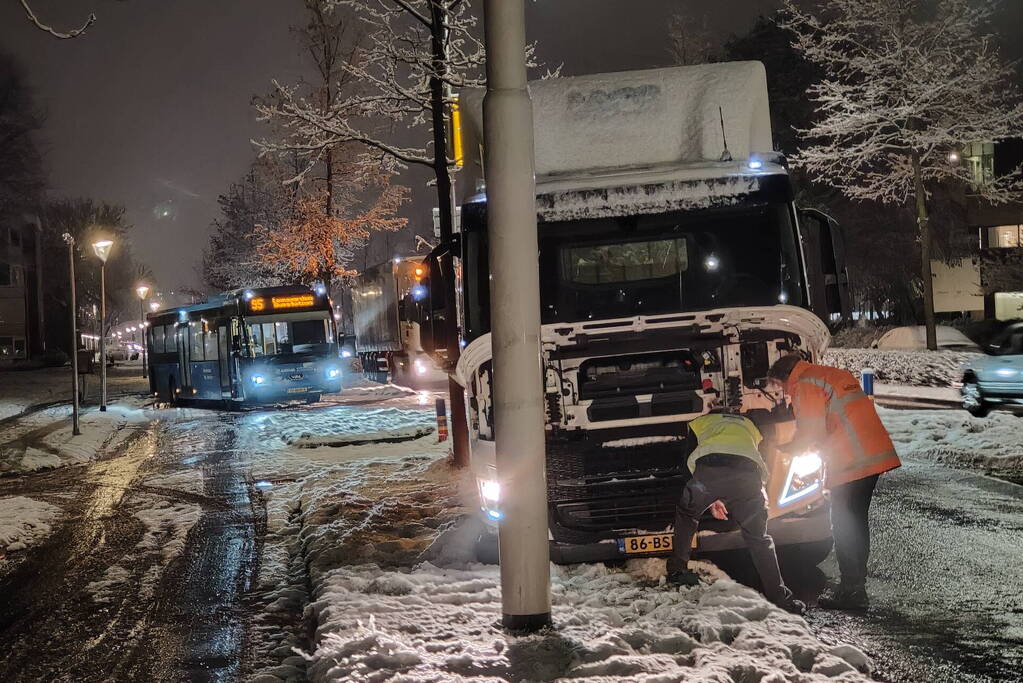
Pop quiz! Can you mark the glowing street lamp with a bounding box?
[92,238,114,411]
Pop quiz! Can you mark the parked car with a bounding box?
[874,325,980,351]
[959,322,1023,416]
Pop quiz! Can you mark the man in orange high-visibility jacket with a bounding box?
[767,354,901,610]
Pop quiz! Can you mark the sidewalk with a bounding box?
[873,382,960,409]
[0,364,149,423]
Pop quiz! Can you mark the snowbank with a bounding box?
[0,496,61,554]
[0,365,149,421]
[881,408,1023,480]
[304,557,871,682]
[0,400,153,475]
[824,348,979,388]
[242,398,870,682]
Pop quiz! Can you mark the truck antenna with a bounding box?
[718,106,732,162]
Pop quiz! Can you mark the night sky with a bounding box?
[14,0,1019,293]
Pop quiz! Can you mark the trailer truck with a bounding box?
[350,256,447,387]
[417,61,850,563]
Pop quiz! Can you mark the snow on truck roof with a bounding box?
[457,61,776,218]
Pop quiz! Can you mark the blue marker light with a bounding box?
[412,284,427,301]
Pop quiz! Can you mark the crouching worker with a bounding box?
[666,411,805,615]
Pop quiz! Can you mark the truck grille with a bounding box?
[547,436,686,535]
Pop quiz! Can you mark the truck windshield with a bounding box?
[538,203,804,323]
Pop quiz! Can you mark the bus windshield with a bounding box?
[245,317,334,356]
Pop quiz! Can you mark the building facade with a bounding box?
[0,214,45,360]
[933,140,1023,321]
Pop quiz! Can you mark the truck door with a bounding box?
[798,208,851,325]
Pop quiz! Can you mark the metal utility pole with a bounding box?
[137,285,150,379]
[92,239,113,412]
[482,0,551,632]
[63,233,81,436]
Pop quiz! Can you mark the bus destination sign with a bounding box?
[248,293,316,312]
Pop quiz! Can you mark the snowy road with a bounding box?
[0,409,260,681]
[804,458,1023,683]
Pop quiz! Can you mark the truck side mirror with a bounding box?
[798,208,851,325]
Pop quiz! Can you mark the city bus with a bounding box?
[146,285,343,407]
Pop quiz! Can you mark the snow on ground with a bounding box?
[0,399,154,475]
[824,348,979,388]
[135,498,202,563]
[0,495,61,554]
[881,407,1023,480]
[244,398,871,682]
[0,364,149,421]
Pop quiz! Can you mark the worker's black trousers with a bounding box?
[828,473,880,590]
[667,456,791,606]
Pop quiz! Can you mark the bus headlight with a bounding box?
[326,367,340,379]
[250,374,265,385]
[778,451,823,506]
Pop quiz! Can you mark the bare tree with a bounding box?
[783,0,1023,349]
[667,8,719,65]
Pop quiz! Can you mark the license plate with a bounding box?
[617,534,674,555]
[289,373,303,380]
[287,387,309,394]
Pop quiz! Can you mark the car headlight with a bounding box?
[326,367,340,379]
[250,374,265,385]
[778,450,823,506]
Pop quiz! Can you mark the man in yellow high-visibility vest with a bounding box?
[666,410,805,615]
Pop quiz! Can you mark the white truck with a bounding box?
[419,62,850,563]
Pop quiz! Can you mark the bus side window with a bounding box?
[152,326,165,353]
[204,326,219,360]
[250,324,264,356]
[190,323,205,361]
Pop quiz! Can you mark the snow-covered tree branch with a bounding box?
[19,0,95,39]
[782,0,1023,348]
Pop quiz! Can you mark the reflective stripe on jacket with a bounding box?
[687,413,768,476]
[787,361,901,487]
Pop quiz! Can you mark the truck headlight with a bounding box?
[415,358,427,376]
[341,349,353,358]
[479,479,500,503]
[778,450,823,506]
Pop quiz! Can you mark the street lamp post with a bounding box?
[137,284,150,379]
[93,239,113,412]
[482,0,551,632]
[63,233,81,436]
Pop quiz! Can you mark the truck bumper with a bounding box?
[547,508,832,564]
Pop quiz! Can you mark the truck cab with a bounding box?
[421,62,849,563]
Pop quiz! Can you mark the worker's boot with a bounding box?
[777,597,807,616]
[817,584,869,610]
[666,569,702,587]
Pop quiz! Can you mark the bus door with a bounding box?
[217,323,232,396]
[177,323,191,388]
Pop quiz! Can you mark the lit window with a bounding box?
[964,142,995,186]
[986,225,1022,248]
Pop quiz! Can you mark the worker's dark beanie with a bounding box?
[768,353,803,382]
